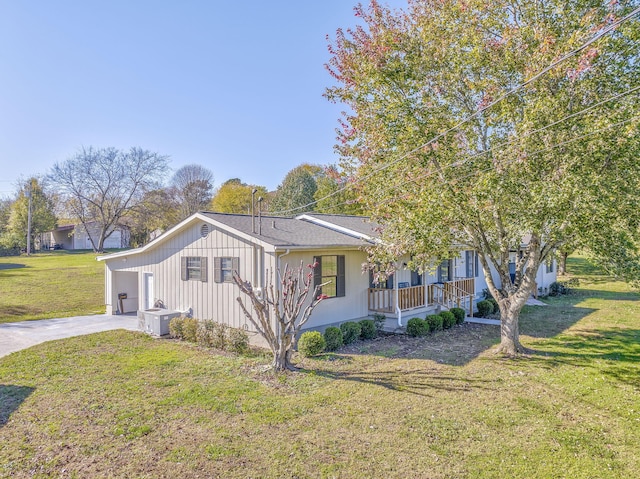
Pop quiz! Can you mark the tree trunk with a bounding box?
[272,332,296,371]
[495,296,528,355]
[272,347,295,371]
[558,252,568,275]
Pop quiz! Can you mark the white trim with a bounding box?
[98,213,277,262]
[296,214,380,244]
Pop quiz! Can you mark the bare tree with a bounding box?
[234,261,328,371]
[170,164,214,219]
[50,146,169,252]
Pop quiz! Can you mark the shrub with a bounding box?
[212,323,229,350]
[372,313,386,332]
[324,326,344,351]
[196,319,215,347]
[440,311,455,329]
[359,319,377,340]
[169,317,184,339]
[549,281,572,296]
[450,307,466,325]
[340,322,361,345]
[426,314,443,332]
[227,327,249,353]
[298,331,326,357]
[182,317,200,343]
[487,298,499,314]
[407,317,429,337]
[196,320,229,350]
[476,300,493,317]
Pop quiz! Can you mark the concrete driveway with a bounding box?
[0,314,139,359]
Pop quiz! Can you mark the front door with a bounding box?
[143,273,154,310]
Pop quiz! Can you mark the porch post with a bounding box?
[394,270,402,327]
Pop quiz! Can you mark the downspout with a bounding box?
[275,249,291,339]
[277,249,291,273]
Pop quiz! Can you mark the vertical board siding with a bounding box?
[276,250,370,328]
[104,221,257,329]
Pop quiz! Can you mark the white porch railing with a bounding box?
[368,278,475,316]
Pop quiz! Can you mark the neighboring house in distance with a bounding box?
[39,223,130,250]
[97,212,557,343]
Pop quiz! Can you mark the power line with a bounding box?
[388,83,640,181]
[388,114,640,195]
[354,82,640,203]
[270,5,640,216]
[308,112,640,216]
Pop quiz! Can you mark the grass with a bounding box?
[0,256,639,477]
[0,250,106,323]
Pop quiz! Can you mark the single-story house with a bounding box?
[97,212,556,342]
[39,223,130,250]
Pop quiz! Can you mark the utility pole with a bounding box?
[25,183,32,256]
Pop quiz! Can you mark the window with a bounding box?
[546,259,554,274]
[437,259,453,283]
[214,257,239,283]
[410,270,422,286]
[181,256,208,282]
[369,270,393,289]
[314,255,345,298]
[465,250,479,278]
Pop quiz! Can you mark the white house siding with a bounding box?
[479,255,556,297]
[275,249,370,329]
[536,259,557,294]
[75,224,128,250]
[104,221,258,330]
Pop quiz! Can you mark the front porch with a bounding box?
[368,278,476,317]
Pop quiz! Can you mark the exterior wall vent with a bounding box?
[200,224,210,238]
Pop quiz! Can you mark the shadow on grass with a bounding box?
[0,263,27,271]
[333,289,607,367]
[0,385,35,427]
[523,328,640,387]
[0,305,44,321]
[564,256,604,277]
[306,365,497,397]
[519,302,597,339]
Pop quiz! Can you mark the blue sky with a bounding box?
[0,1,407,197]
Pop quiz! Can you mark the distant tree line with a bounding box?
[0,147,365,255]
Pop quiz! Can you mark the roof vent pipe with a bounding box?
[251,189,258,234]
[258,197,263,235]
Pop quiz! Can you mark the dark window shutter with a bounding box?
[214,257,222,283]
[313,256,322,289]
[200,257,208,282]
[231,257,239,282]
[181,257,188,281]
[336,255,345,297]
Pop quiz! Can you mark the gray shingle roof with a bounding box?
[201,212,375,248]
[298,213,380,238]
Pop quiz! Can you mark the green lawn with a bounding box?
[0,250,106,323]
[0,257,639,478]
